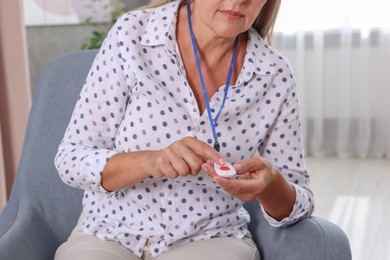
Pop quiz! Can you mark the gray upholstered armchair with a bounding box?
[0,50,352,260]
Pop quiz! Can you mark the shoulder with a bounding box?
[113,2,179,35]
[246,28,294,77]
[105,1,180,47]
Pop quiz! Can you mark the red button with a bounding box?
[219,166,230,171]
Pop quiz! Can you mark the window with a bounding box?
[275,0,389,34]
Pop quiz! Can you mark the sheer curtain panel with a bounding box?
[274,0,390,158]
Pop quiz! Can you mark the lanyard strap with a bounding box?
[187,4,238,151]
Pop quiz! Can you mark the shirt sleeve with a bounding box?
[258,72,314,227]
[54,16,134,194]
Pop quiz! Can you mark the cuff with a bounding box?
[260,183,313,227]
[80,149,119,195]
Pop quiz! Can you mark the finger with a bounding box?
[183,137,225,165]
[170,140,204,175]
[158,161,179,179]
[214,176,265,196]
[233,156,269,174]
[218,178,263,201]
[179,148,204,175]
[201,162,218,178]
[159,144,186,177]
[171,159,191,176]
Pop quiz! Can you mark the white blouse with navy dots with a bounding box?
[55,0,314,257]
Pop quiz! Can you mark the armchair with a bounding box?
[0,50,352,260]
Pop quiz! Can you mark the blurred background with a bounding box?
[1,0,389,259]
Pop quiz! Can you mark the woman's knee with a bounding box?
[156,234,260,260]
[54,233,140,260]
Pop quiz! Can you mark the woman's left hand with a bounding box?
[202,156,276,202]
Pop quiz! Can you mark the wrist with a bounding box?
[256,168,296,221]
[101,151,156,191]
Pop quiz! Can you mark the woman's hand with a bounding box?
[202,155,296,220]
[202,156,276,201]
[102,137,224,191]
[148,136,224,179]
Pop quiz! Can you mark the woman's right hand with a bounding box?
[101,137,224,191]
[148,136,224,179]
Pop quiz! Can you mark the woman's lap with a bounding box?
[55,219,260,260]
[155,233,260,260]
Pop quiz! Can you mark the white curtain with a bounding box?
[274,0,390,158]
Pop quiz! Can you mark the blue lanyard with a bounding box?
[187,4,239,152]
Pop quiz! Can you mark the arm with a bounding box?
[54,16,133,194]
[203,64,314,226]
[101,138,224,191]
[257,72,314,226]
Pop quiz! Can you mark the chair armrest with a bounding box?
[244,200,352,260]
[0,199,59,260]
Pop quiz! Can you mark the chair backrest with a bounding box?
[10,50,99,242]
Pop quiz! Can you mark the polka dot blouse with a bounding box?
[55,0,314,257]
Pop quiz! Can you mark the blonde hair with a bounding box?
[253,0,281,44]
[138,0,182,9]
[140,0,281,44]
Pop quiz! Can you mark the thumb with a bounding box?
[233,156,269,174]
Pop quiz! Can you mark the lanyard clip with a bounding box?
[213,141,220,152]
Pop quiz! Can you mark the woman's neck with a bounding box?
[179,3,239,67]
[193,34,238,67]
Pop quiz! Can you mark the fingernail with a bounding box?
[234,163,242,171]
[219,158,226,165]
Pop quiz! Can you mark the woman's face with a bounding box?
[191,0,267,39]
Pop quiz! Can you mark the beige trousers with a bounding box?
[55,215,260,260]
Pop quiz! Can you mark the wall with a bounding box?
[0,125,6,210]
[26,0,147,92]
[26,24,110,92]
[0,0,31,209]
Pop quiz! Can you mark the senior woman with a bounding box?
[54,0,314,259]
